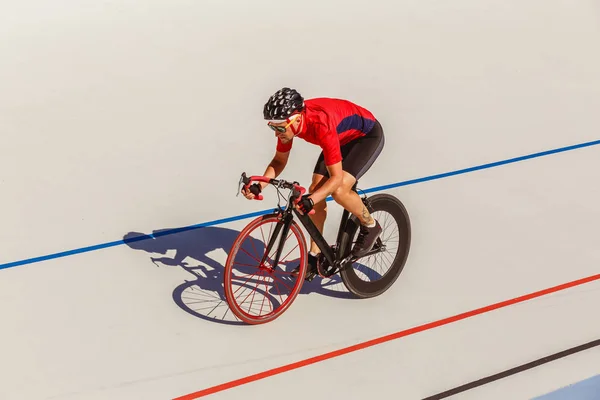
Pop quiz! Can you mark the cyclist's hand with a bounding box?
[242,183,262,200]
[296,194,314,215]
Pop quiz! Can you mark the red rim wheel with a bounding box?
[224,214,308,325]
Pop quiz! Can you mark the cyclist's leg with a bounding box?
[291,154,329,278]
[330,120,385,256]
[331,171,370,224]
[308,169,329,255]
[331,119,384,215]
[347,119,385,182]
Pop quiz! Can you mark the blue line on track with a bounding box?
[1,139,599,271]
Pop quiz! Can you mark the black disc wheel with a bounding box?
[340,193,411,298]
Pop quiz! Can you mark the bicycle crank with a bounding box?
[315,254,340,278]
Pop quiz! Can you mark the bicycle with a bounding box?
[223,172,411,325]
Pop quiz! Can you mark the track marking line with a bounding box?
[422,338,600,399]
[1,138,599,272]
[173,273,600,399]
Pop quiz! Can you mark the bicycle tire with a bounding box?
[339,193,411,298]
[224,213,308,324]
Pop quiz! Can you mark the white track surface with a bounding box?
[2,1,600,399]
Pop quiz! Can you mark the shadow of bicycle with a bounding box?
[123,224,360,326]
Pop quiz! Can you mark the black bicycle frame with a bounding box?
[261,205,360,272]
[258,209,343,269]
[293,207,349,266]
[257,182,371,272]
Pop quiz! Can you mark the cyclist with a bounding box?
[241,87,385,278]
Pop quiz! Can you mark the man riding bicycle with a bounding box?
[241,87,385,278]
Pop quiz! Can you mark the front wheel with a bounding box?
[224,213,308,324]
[339,193,411,298]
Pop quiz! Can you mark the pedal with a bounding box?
[305,270,317,282]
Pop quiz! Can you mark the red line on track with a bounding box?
[173,273,600,400]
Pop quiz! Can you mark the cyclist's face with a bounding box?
[269,114,301,142]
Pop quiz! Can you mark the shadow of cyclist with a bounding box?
[123,224,354,326]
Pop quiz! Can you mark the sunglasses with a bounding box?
[267,114,300,133]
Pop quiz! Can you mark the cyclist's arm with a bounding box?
[260,150,289,190]
[309,161,343,204]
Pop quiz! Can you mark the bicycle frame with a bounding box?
[239,172,369,274]
[255,193,350,273]
[293,201,352,265]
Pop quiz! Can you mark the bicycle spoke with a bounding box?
[239,246,262,264]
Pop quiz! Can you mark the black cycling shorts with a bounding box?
[313,119,385,181]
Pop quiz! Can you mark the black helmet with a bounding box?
[263,87,305,120]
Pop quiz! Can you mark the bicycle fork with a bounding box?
[259,212,294,271]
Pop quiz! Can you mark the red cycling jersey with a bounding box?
[276,97,377,166]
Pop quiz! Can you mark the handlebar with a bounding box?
[240,172,314,214]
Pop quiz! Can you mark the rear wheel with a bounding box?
[224,213,308,324]
[339,193,411,298]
